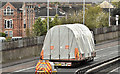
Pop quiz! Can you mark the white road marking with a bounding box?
[107,67,120,74]
[96,45,119,52]
[14,66,35,72]
[95,51,118,60]
[13,45,119,72]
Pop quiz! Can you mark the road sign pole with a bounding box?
[109,0,111,26]
[83,0,85,25]
[47,0,49,31]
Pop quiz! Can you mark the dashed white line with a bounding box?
[13,45,119,72]
[14,66,35,72]
[96,45,119,52]
[95,51,118,60]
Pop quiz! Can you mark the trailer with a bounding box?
[40,24,96,66]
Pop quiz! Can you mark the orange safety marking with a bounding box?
[65,45,69,49]
[50,46,54,50]
[75,48,80,60]
[40,50,44,59]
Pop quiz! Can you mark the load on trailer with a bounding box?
[40,24,96,66]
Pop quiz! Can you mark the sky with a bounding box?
[0,0,119,3]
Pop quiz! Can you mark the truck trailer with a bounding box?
[40,24,96,66]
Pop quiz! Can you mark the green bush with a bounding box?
[0,32,6,37]
[6,37,11,41]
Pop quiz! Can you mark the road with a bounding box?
[1,39,119,74]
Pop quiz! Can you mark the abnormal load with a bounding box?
[40,24,96,61]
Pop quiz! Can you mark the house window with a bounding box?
[24,24,26,28]
[4,31,8,37]
[4,6,14,15]
[4,19,13,29]
[9,31,13,37]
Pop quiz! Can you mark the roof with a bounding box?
[98,1,114,8]
[111,0,120,2]
[1,2,23,9]
[35,7,66,17]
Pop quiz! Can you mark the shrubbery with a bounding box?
[0,32,6,37]
[33,6,110,36]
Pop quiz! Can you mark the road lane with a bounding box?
[11,45,119,73]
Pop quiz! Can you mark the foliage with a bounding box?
[33,15,61,36]
[33,6,110,36]
[60,6,109,29]
[0,32,6,37]
[26,28,31,37]
[6,37,11,41]
[112,1,120,8]
[33,17,46,36]
[52,14,60,26]
[111,2,120,24]
[85,6,109,29]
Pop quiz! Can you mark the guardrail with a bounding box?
[75,56,120,74]
[85,57,119,74]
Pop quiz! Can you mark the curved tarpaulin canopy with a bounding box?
[42,24,95,60]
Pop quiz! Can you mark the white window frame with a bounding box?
[9,31,13,37]
[4,19,13,29]
[4,6,14,15]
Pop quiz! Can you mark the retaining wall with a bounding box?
[0,26,119,63]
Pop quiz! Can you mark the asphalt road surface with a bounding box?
[1,39,119,74]
[8,45,119,74]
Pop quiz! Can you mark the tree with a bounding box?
[33,17,47,36]
[85,6,109,29]
[52,14,60,27]
[0,32,6,37]
[111,1,120,24]
[59,6,109,29]
[26,28,31,37]
[112,1,120,8]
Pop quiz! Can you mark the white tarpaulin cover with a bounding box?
[42,24,95,60]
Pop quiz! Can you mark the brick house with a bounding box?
[0,2,35,37]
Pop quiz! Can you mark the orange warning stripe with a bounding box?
[65,45,69,49]
[75,48,80,60]
[40,50,44,59]
[50,46,54,50]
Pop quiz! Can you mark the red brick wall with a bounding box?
[1,2,35,37]
[1,2,23,37]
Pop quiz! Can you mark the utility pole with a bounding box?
[56,4,58,15]
[83,0,85,25]
[109,0,111,26]
[47,0,49,31]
